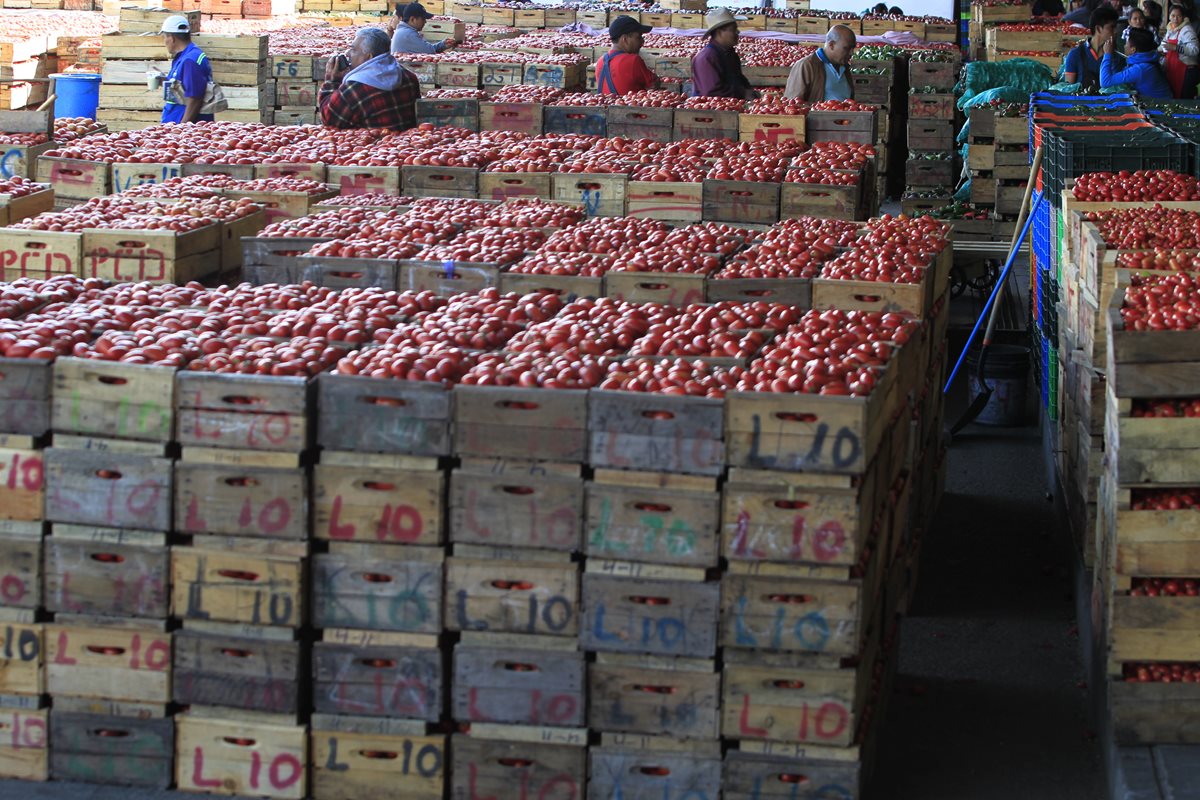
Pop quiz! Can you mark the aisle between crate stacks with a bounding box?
[1099,280,1200,745]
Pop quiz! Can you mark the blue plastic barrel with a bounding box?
[51,73,101,120]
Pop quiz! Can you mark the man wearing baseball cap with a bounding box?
[158,14,214,124]
[691,8,756,99]
[391,2,458,54]
[596,15,657,95]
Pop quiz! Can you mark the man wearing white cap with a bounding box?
[157,15,213,124]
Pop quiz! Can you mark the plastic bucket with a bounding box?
[51,73,102,120]
[966,344,1030,427]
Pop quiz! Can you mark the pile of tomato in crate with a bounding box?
[0,211,950,798]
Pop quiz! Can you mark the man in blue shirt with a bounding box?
[1102,26,1173,96]
[159,15,213,124]
[391,2,458,55]
[1063,6,1120,90]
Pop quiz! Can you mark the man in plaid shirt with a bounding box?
[319,28,420,130]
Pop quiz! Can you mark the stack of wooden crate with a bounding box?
[905,57,958,207]
[99,11,271,131]
[269,52,320,126]
[38,355,177,789]
[170,362,310,797]
[968,1,1032,61]
[967,105,1029,218]
[1097,284,1200,747]
[0,343,50,783]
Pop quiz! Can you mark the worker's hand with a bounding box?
[443,38,459,50]
[324,54,348,84]
[1103,36,1115,54]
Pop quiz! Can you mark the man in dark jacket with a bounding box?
[320,28,421,130]
[691,8,756,99]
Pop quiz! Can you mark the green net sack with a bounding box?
[956,59,1057,108]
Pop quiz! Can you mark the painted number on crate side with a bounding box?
[463,485,576,548]
[323,735,442,776]
[187,746,303,793]
[454,591,573,634]
[747,415,862,470]
[3,711,45,749]
[326,495,425,543]
[52,630,169,670]
[465,761,579,800]
[730,510,847,563]
[736,695,850,743]
[731,595,830,652]
[0,452,42,492]
[1,625,38,662]
[589,497,697,558]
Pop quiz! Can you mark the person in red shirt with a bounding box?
[597,15,657,95]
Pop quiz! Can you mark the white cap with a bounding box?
[160,14,191,34]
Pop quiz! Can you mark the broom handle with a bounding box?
[981,144,1044,350]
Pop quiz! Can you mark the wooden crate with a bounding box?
[805,110,877,145]
[0,616,42,697]
[171,538,307,628]
[46,621,171,704]
[454,385,588,462]
[402,165,479,199]
[969,108,1027,144]
[475,101,542,136]
[0,143,52,182]
[523,61,584,90]
[499,271,604,299]
[175,460,306,540]
[325,165,402,196]
[607,106,673,142]
[0,522,40,611]
[312,543,442,634]
[312,715,445,800]
[291,254,398,291]
[451,726,586,800]
[0,707,47,780]
[0,187,53,227]
[707,276,811,307]
[44,526,168,618]
[269,55,314,80]
[312,629,442,720]
[478,171,552,202]
[625,180,703,223]
[780,181,862,222]
[985,26,1066,53]
[446,550,579,637]
[673,108,738,142]
[702,179,781,226]
[739,114,805,148]
[906,156,957,189]
[0,360,49,436]
[908,120,955,152]
[1106,283,1200,400]
[452,633,584,727]
[1105,393,1200,485]
[175,710,307,799]
[604,269,707,306]
[649,55,691,82]
[551,173,627,217]
[1110,679,1200,745]
[724,362,907,475]
[478,61,524,89]
[0,446,41,522]
[721,467,879,570]
[36,156,109,201]
[723,746,868,799]
[317,374,452,457]
[589,653,719,739]
[589,739,722,799]
[399,259,499,296]
[1109,577,1200,666]
[175,373,309,454]
[173,623,302,715]
[43,447,172,532]
[588,392,724,476]
[435,62,481,89]
[450,459,583,552]
[543,105,608,138]
[313,451,444,546]
[50,711,172,787]
[584,470,720,568]
[907,92,955,120]
[908,60,957,90]
[720,569,874,657]
[0,228,82,282]
[580,566,719,658]
[722,656,861,747]
[417,97,480,131]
